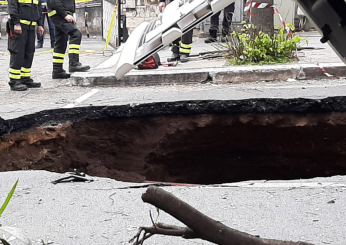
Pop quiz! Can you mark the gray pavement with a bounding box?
[1,31,346,245]
[0,31,346,120]
[1,171,346,245]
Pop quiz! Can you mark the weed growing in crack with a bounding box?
[0,180,30,245]
[0,179,18,223]
[220,22,306,65]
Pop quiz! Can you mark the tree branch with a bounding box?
[138,186,313,245]
[129,223,196,244]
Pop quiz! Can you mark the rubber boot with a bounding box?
[180,54,189,63]
[52,64,71,79]
[204,29,218,43]
[69,53,90,73]
[21,78,41,88]
[9,79,27,91]
[167,45,180,62]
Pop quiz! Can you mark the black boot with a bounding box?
[9,79,27,91]
[52,64,71,79]
[69,53,90,73]
[36,43,43,49]
[167,52,180,62]
[180,54,189,63]
[21,78,41,88]
[221,29,229,42]
[167,45,180,62]
[204,29,218,43]
[69,63,90,72]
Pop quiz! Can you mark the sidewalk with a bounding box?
[70,31,346,86]
[0,31,345,89]
[1,31,346,121]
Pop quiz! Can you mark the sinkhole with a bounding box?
[1,99,346,184]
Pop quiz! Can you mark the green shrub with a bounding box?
[225,22,304,65]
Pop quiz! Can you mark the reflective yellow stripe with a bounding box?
[42,2,47,4]
[21,67,31,72]
[21,72,31,77]
[20,20,37,25]
[9,74,21,79]
[69,50,80,54]
[9,68,21,74]
[53,52,65,58]
[69,44,80,49]
[48,10,56,17]
[53,59,64,63]
[180,48,191,53]
[180,43,192,48]
[17,0,38,4]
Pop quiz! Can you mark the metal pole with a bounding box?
[117,0,122,46]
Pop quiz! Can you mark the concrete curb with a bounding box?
[71,62,346,87]
[71,68,210,87]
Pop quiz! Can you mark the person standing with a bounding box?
[159,0,193,63]
[7,0,44,91]
[36,0,55,48]
[205,2,235,43]
[47,0,90,79]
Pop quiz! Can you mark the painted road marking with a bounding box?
[63,89,100,108]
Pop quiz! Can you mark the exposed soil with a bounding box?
[1,112,346,184]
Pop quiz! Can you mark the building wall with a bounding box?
[273,0,295,28]
[75,2,103,35]
[102,0,160,47]
[0,4,103,38]
[0,9,7,38]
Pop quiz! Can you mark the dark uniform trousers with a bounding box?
[8,24,36,85]
[171,29,193,56]
[167,0,193,57]
[50,17,82,71]
[210,2,235,36]
[37,6,55,46]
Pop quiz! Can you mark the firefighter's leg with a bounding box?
[67,24,90,72]
[52,26,70,79]
[205,11,220,43]
[167,38,181,62]
[36,14,45,48]
[221,2,235,42]
[8,26,27,91]
[179,29,193,63]
[47,13,56,48]
[21,28,41,88]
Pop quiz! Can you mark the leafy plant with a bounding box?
[224,22,305,65]
[0,180,18,224]
[0,180,18,245]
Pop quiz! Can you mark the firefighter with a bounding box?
[204,2,235,43]
[158,0,193,63]
[36,0,55,48]
[47,0,90,79]
[7,0,44,91]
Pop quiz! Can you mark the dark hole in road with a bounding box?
[1,113,346,184]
